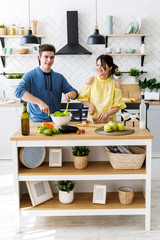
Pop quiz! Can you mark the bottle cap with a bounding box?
[23,102,27,106]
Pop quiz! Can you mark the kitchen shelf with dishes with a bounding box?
[105,33,150,67]
[11,125,153,233]
[0,35,43,67]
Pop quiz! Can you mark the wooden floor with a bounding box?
[0,159,160,240]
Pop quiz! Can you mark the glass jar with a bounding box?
[10,24,16,35]
[19,27,25,35]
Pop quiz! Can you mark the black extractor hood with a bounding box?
[56,11,92,55]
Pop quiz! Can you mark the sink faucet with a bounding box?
[2,90,6,102]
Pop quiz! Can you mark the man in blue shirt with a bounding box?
[15,44,78,122]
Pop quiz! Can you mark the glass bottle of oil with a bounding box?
[21,102,30,135]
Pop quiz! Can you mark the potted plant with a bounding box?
[129,68,140,82]
[139,78,160,100]
[113,71,122,80]
[72,146,90,169]
[0,25,8,35]
[56,180,76,204]
[7,73,24,87]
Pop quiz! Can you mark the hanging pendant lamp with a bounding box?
[87,0,105,45]
[21,0,40,46]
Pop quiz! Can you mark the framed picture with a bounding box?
[49,148,62,167]
[26,181,53,206]
[93,184,107,204]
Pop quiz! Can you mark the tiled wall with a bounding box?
[0,13,159,99]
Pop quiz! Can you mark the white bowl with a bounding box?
[50,113,71,126]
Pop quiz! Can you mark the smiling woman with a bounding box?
[77,54,126,122]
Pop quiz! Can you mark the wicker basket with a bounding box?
[17,48,29,54]
[106,146,146,170]
[73,155,88,169]
[118,186,134,204]
[0,28,8,35]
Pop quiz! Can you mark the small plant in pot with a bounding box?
[7,73,24,87]
[72,146,90,169]
[129,68,140,81]
[0,25,8,35]
[56,180,76,204]
[113,71,122,80]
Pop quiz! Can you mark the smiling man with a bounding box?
[14,44,78,122]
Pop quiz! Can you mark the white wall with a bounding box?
[0,0,160,98]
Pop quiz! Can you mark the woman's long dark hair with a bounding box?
[96,55,118,75]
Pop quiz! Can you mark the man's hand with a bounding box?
[39,102,50,116]
[64,91,76,103]
[97,112,108,121]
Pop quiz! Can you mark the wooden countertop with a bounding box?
[0,100,22,107]
[1,100,160,108]
[10,122,153,141]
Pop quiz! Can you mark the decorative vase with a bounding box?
[30,20,38,35]
[59,190,74,204]
[73,155,88,169]
[113,75,122,80]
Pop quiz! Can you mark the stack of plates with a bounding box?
[127,19,141,34]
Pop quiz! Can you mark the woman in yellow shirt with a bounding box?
[77,55,126,121]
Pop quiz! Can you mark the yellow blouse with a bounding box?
[77,75,126,121]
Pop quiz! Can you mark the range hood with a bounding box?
[56,11,92,55]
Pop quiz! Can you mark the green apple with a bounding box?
[117,122,125,131]
[108,121,118,131]
[104,123,113,132]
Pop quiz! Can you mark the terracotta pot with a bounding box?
[73,155,88,169]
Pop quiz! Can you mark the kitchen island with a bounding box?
[11,123,153,233]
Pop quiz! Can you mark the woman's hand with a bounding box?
[39,101,50,116]
[88,103,95,115]
[97,112,108,121]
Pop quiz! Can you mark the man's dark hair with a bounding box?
[39,44,56,56]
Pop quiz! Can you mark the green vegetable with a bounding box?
[0,25,5,28]
[35,126,48,133]
[43,129,53,136]
[52,109,70,117]
[52,128,60,134]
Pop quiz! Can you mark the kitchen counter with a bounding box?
[1,100,160,108]
[11,122,153,141]
[0,100,22,107]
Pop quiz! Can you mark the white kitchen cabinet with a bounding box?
[11,124,152,233]
[0,107,22,159]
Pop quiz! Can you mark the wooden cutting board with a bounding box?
[95,127,134,136]
[76,122,104,128]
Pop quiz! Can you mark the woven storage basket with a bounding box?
[0,28,8,35]
[106,146,146,169]
[73,155,88,169]
[118,186,134,205]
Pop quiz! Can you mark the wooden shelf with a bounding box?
[105,33,149,37]
[20,192,145,213]
[18,162,146,181]
[0,54,38,57]
[0,34,43,38]
[105,53,150,56]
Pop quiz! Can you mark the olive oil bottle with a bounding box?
[21,102,30,135]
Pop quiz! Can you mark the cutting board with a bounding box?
[76,122,104,128]
[95,127,134,136]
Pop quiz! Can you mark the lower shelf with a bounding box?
[20,192,145,216]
